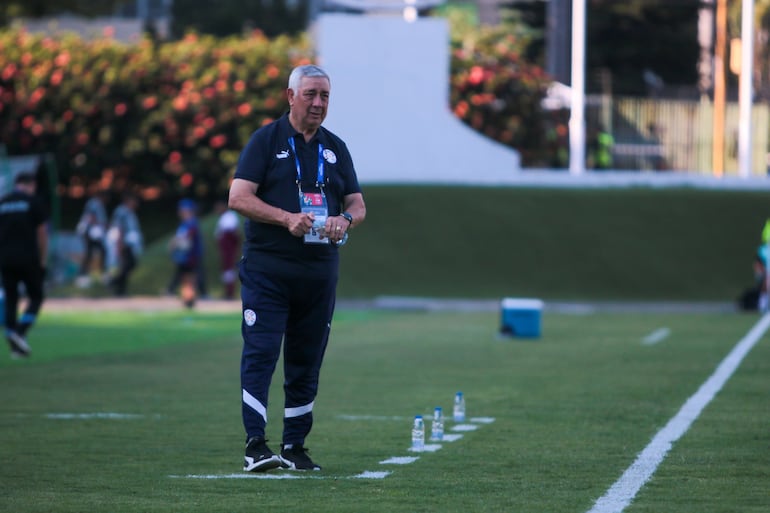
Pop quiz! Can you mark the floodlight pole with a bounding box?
[569,0,586,176]
[713,0,727,177]
[738,0,755,178]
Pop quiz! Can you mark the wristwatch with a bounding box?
[341,212,353,226]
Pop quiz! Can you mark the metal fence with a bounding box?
[586,96,770,175]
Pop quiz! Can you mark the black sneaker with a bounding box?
[279,444,321,471]
[243,438,282,472]
[6,331,30,358]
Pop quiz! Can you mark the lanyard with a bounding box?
[287,137,325,192]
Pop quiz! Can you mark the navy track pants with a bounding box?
[239,263,336,445]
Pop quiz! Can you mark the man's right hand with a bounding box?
[287,212,315,237]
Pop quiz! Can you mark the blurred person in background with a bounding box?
[167,199,203,308]
[214,200,241,300]
[108,193,143,297]
[0,172,49,358]
[75,190,109,288]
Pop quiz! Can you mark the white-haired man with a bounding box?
[229,64,366,471]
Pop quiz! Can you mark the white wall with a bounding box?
[317,13,521,184]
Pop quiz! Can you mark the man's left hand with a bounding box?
[324,215,349,244]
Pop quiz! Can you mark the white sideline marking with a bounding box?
[408,443,442,453]
[172,409,493,482]
[642,327,671,346]
[470,417,496,424]
[172,473,302,480]
[45,412,149,420]
[354,471,391,479]
[451,424,479,432]
[586,313,770,513]
[173,471,392,480]
[380,456,419,465]
[337,414,407,421]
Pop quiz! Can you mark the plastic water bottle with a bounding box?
[430,407,444,441]
[411,415,424,450]
[453,392,465,422]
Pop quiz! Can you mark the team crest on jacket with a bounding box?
[323,149,337,164]
[244,309,257,326]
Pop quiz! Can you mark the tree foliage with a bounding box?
[587,0,701,95]
[0,11,551,198]
[170,0,309,39]
[447,12,551,165]
[505,0,701,95]
[0,0,124,27]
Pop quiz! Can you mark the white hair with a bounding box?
[288,64,330,92]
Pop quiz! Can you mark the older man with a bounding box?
[229,64,366,471]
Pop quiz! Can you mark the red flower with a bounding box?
[454,100,469,118]
[29,87,45,106]
[2,63,17,81]
[114,103,128,116]
[468,66,484,86]
[54,51,71,67]
[50,69,63,86]
[266,64,280,79]
[173,96,188,111]
[237,103,251,116]
[210,134,227,148]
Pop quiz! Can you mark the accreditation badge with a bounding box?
[300,192,329,245]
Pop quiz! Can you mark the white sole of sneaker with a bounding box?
[7,332,30,356]
[243,455,282,472]
[278,456,320,471]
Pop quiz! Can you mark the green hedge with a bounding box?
[92,186,767,302]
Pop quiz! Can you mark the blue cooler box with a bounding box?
[500,298,543,338]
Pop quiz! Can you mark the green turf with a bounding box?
[337,186,767,301]
[1,308,767,512]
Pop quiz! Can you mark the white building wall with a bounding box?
[317,13,521,184]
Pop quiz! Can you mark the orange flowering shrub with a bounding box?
[0,21,550,198]
[449,24,551,166]
[0,28,312,198]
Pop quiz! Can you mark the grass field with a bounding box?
[1,306,768,512]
